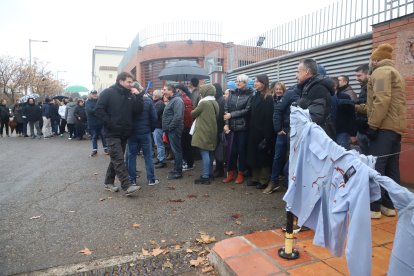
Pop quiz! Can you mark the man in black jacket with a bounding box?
[354,64,370,154]
[296,58,335,139]
[95,72,144,196]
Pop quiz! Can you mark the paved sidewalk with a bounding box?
[209,216,397,275]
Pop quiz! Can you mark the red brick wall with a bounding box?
[372,14,414,186]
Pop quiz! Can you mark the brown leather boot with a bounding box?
[222,171,235,183]
[235,171,244,184]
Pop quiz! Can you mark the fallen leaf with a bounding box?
[261,218,269,222]
[202,266,214,273]
[161,239,166,243]
[68,210,75,213]
[174,244,181,250]
[162,259,173,270]
[107,196,112,200]
[132,223,141,228]
[99,198,106,201]
[142,248,150,256]
[167,186,176,190]
[187,194,198,198]
[225,231,234,236]
[231,213,241,219]
[149,240,157,245]
[163,250,170,255]
[198,250,208,256]
[79,247,93,255]
[30,215,41,220]
[186,248,193,253]
[169,199,184,203]
[203,194,210,198]
[152,247,165,256]
[190,257,204,267]
[196,233,216,244]
[93,173,98,175]
[235,220,242,225]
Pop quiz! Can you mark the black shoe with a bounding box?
[213,169,225,178]
[155,162,167,169]
[247,180,260,187]
[153,159,161,165]
[90,151,97,157]
[194,177,211,185]
[167,172,182,180]
[256,183,268,189]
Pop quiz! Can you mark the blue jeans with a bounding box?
[90,125,107,151]
[200,149,214,178]
[270,134,288,183]
[167,129,183,173]
[127,133,155,182]
[153,128,165,163]
[336,132,350,150]
[228,131,248,172]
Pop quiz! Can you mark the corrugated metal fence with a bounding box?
[227,33,372,92]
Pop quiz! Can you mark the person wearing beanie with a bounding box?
[366,43,406,219]
[190,84,219,184]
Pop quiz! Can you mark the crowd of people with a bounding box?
[0,43,406,219]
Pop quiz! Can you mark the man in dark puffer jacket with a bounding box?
[296,58,335,139]
[95,72,144,196]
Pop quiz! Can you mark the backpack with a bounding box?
[181,93,193,129]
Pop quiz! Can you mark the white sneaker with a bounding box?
[125,184,141,196]
[148,179,160,186]
[371,211,382,219]
[381,206,396,217]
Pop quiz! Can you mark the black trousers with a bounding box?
[104,137,132,190]
[0,120,9,135]
[369,129,401,211]
[181,129,194,167]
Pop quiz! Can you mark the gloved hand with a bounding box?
[366,127,379,140]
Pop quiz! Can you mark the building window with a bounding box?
[108,74,113,79]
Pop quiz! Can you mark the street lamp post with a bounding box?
[28,39,48,95]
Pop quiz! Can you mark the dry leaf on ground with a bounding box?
[142,248,150,256]
[79,247,92,255]
[203,194,210,198]
[231,213,241,219]
[152,247,165,256]
[174,244,182,250]
[162,259,173,270]
[190,257,204,267]
[99,198,106,201]
[161,239,166,243]
[225,231,234,236]
[186,248,193,253]
[196,233,216,244]
[187,194,197,198]
[169,199,185,203]
[167,186,176,190]
[132,223,141,228]
[235,221,242,225]
[29,215,41,220]
[93,173,98,175]
[202,266,214,273]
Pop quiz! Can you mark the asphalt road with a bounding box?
[0,135,287,275]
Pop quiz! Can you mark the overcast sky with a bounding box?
[0,0,335,89]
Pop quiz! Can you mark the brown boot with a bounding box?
[235,171,244,184]
[222,171,235,183]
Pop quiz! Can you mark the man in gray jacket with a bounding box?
[162,84,184,179]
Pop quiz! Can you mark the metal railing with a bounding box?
[231,0,413,71]
[118,21,222,72]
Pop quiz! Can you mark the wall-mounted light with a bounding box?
[256,36,266,47]
[138,46,143,50]
[159,42,167,48]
